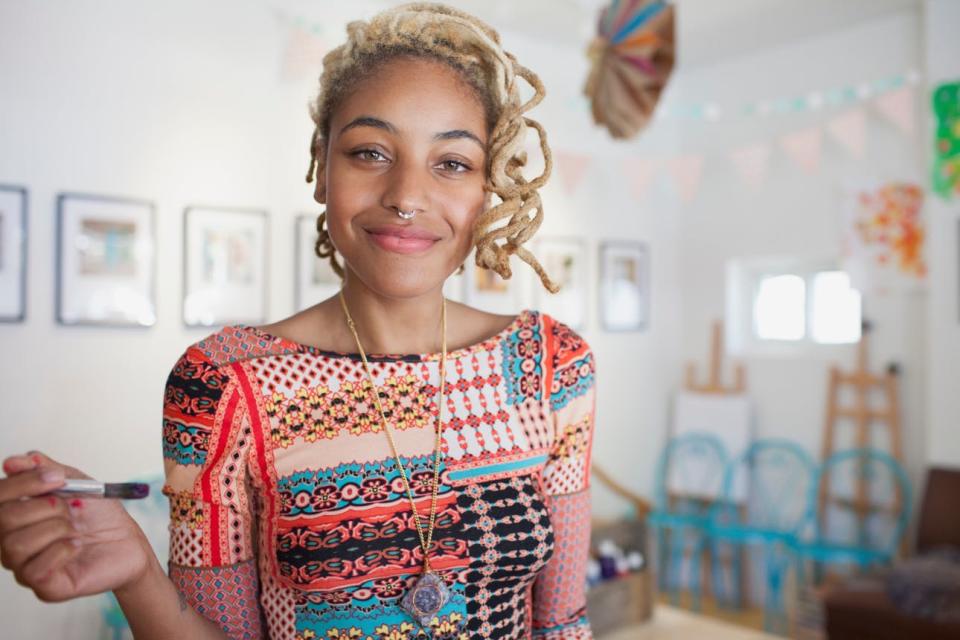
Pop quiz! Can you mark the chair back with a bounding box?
[712,438,816,535]
[655,432,728,514]
[804,448,912,555]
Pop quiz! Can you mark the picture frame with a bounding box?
[55,192,156,327]
[532,236,588,330]
[599,240,649,332]
[295,213,340,312]
[182,206,268,327]
[462,251,526,315]
[0,185,28,323]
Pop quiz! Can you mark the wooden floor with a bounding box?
[600,603,783,640]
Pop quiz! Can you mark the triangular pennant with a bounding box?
[666,154,705,203]
[555,151,592,195]
[728,143,772,189]
[874,87,915,135]
[622,157,661,201]
[780,126,822,174]
[826,108,867,158]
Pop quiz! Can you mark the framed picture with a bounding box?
[462,251,526,315]
[0,185,27,322]
[295,213,340,312]
[532,236,588,330]
[56,193,156,327]
[183,206,268,327]
[599,240,649,331]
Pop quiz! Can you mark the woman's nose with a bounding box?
[381,156,430,215]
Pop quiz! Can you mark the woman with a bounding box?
[0,4,597,638]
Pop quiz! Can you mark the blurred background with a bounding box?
[1,0,958,638]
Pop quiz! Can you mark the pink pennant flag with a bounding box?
[728,143,772,189]
[555,151,591,195]
[666,154,705,203]
[622,157,661,201]
[280,26,328,83]
[874,87,915,135]
[826,108,867,158]
[780,126,822,174]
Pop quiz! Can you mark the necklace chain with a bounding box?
[337,289,446,573]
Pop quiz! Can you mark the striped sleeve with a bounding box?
[161,345,264,639]
[533,315,596,639]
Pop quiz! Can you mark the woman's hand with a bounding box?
[0,452,154,603]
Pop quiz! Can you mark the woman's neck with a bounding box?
[337,273,447,356]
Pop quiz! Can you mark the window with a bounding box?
[727,258,862,355]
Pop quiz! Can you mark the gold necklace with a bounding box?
[337,289,450,627]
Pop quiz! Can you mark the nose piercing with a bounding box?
[397,208,416,219]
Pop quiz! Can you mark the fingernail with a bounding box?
[47,496,58,507]
[69,499,83,509]
[40,469,64,484]
[70,537,83,547]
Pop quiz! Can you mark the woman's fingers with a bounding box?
[18,538,82,603]
[2,454,37,477]
[0,516,78,571]
[0,495,72,532]
[0,467,66,504]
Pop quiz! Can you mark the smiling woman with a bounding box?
[0,3,598,640]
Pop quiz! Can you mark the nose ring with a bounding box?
[397,208,416,220]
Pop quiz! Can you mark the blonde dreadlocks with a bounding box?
[305,2,559,293]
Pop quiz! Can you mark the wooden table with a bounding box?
[599,605,783,640]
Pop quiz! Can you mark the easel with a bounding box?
[819,320,904,551]
[671,320,748,606]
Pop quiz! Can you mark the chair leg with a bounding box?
[690,534,708,612]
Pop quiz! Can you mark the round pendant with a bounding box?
[401,571,451,627]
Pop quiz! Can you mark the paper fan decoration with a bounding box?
[584,0,676,139]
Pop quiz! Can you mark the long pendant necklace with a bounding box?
[337,289,451,628]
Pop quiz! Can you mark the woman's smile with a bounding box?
[364,223,442,255]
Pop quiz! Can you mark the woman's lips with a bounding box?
[366,229,439,254]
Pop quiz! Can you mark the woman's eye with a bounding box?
[439,159,470,173]
[353,149,387,162]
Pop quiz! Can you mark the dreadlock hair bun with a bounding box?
[306,2,559,293]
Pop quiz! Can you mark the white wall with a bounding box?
[923,0,960,468]
[674,10,928,484]
[0,1,682,635]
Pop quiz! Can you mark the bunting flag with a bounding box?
[780,126,822,174]
[874,86,916,135]
[555,151,592,195]
[827,108,867,158]
[622,157,661,201]
[666,155,705,203]
[728,143,772,189]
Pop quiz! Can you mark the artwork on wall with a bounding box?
[0,185,27,322]
[932,80,960,200]
[599,240,649,331]
[295,213,340,312]
[532,236,588,330]
[462,254,525,315]
[183,206,267,327]
[841,181,926,295]
[56,193,156,327]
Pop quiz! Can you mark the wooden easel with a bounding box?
[685,320,746,394]
[819,320,904,549]
[676,319,748,605]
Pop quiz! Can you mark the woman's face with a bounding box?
[317,56,489,298]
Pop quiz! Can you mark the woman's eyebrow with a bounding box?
[434,129,484,149]
[339,116,396,135]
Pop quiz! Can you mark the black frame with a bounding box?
[599,239,650,332]
[0,184,28,323]
[55,191,156,328]
[181,205,269,328]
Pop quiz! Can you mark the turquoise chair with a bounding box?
[699,438,816,633]
[791,448,912,586]
[647,432,728,608]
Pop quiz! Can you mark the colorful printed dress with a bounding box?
[162,309,596,640]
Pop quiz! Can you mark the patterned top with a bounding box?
[162,308,597,640]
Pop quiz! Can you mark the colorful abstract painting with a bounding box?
[932,81,960,200]
[842,182,926,294]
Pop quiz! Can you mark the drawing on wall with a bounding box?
[56,193,156,327]
[532,236,588,330]
[0,185,27,322]
[933,80,960,200]
[599,240,649,331]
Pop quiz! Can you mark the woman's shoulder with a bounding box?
[169,323,301,373]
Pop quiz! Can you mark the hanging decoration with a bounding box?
[583,0,676,140]
[932,80,960,200]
